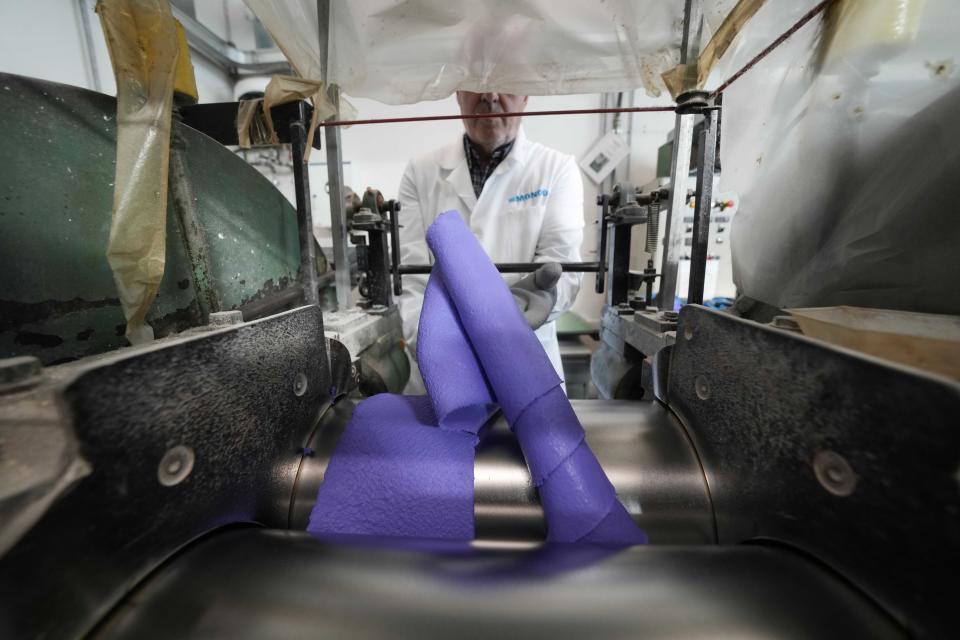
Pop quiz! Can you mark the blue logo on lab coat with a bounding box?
[508,188,549,204]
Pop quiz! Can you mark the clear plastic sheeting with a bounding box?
[245,0,738,103]
[662,0,766,98]
[717,0,960,315]
[97,0,179,343]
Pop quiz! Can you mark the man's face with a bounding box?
[456,91,528,152]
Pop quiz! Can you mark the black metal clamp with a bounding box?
[595,184,668,307]
[348,188,400,308]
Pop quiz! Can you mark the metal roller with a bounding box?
[291,399,715,544]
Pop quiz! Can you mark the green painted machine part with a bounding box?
[0,73,303,364]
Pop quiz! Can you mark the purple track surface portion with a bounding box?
[309,211,646,545]
[309,394,477,540]
[418,273,497,434]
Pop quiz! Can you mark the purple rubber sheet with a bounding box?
[309,211,646,545]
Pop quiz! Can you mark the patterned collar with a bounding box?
[462,134,515,198]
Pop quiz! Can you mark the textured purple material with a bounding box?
[309,394,476,539]
[424,213,561,425]
[309,210,646,545]
[418,273,497,434]
[513,386,585,486]
[425,211,646,545]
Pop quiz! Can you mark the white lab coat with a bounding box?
[397,129,584,391]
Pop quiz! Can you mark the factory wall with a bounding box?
[0,0,674,323]
[0,0,234,102]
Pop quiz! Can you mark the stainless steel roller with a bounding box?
[291,399,714,544]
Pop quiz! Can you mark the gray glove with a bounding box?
[511,262,562,330]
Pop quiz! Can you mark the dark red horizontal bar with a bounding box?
[316,105,674,128]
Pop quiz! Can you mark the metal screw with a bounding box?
[0,356,43,393]
[293,372,309,397]
[694,375,710,400]
[659,310,679,322]
[813,450,857,496]
[158,445,195,487]
[209,310,243,326]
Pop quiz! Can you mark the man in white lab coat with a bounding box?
[397,91,584,391]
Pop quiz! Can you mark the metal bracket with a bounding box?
[669,305,960,638]
[0,306,337,639]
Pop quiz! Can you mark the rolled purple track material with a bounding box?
[417,274,497,434]
[423,213,560,425]
[309,210,646,545]
[424,211,646,545]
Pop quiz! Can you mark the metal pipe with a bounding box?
[398,262,602,275]
[658,123,694,310]
[170,5,290,75]
[290,113,320,306]
[659,0,703,311]
[75,0,102,92]
[291,400,715,544]
[324,107,352,311]
[687,105,718,305]
[317,0,353,311]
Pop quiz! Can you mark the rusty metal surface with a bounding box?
[0,72,301,364]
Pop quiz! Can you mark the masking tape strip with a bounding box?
[661,0,767,99]
[96,0,179,343]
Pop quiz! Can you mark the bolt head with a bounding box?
[293,372,309,397]
[158,445,195,487]
[813,450,857,496]
[694,375,710,400]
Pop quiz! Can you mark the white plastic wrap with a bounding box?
[245,0,738,103]
[717,0,960,314]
